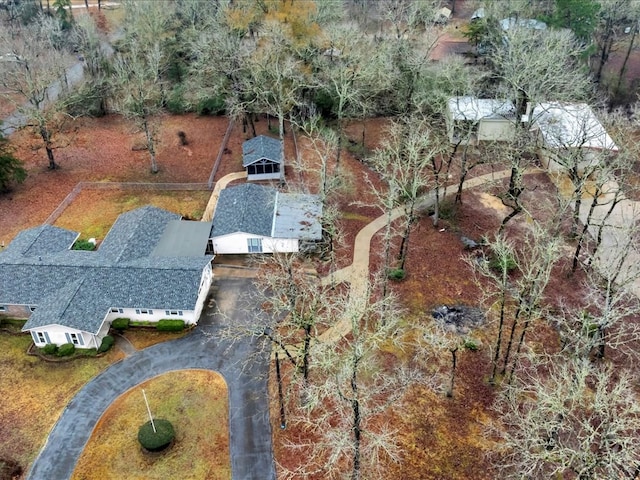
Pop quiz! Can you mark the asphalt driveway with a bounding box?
[26,275,275,480]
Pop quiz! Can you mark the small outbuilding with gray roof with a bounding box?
[0,206,214,348]
[242,135,284,181]
[210,183,322,254]
[446,96,517,145]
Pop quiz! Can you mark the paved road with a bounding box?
[26,276,275,480]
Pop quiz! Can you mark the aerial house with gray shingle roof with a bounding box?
[0,206,214,348]
[242,135,284,182]
[210,184,322,254]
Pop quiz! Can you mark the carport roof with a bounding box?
[153,220,211,257]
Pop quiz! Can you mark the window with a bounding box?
[29,305,36,312]
[247,238,262,253]
[70,333,80,345]
[165,310,183,316]
[111,308,123,314]
[37,332,46,343]
[0,305,5,312]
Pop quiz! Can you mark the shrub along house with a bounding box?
[242,135,284,182]
[210,183,323,254]
[0,206,214,348]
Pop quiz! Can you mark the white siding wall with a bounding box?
[477,119,515,142]
[30,325,95,348]
[538,147,602,176]
[213,232,298,254]
[104,307,194,324]
[193,264,213,321]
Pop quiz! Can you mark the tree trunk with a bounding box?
[351,358,361,480]
[302,324,311,383]
[571,183,582,239]
[98,0,101,10]
[447,346,458,397]
[398,199,417,270]
[39,124,57,170]
[616,24,638,94]
[501,310,521,375]
[508,319,530,383]
[490,289,508,384]
[454,146,468,204]
[595,21,614,83]
[587,189,621,267]
[572,185,602,272]
[143,118,158,174]
[84,0,89,9]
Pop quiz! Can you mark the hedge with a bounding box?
[57,343,75,357]
[156,319,185,332]
[98,335,115,353]
[138,419,175,452]
[42,344,58,355]
[111,318,130,330]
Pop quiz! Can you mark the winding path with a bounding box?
[27,276,275,480]
[318,167,535,343]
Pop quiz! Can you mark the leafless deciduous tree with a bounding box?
[112,0,173,173]
[369,116,441,270]
[492,354,640,480]
[0,15,69,169]
[282,281,418,480]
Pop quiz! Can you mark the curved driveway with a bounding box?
[27,276,275,480]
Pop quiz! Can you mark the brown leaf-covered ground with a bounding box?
[0,111,625,480]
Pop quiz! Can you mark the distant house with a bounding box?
[0,206,214,348]
[210,183,322,254]
[528,102,618,174]
[500,18,547,31]
[242,135,284,182]
[446,96,517,145]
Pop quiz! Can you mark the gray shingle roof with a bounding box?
[1,225,78,259]
[0,206,213,335]
[242,135,283,167]
[210,184,323,240]
[211,183,276,237]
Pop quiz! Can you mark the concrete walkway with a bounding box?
[578,180,640,294]
[318,167,529,343]
[27,275,275,480]
[202,171,248,222]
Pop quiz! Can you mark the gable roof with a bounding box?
[2,225,78,258]
[0,206,213,335]
[448,96,516,121]
[242,135,283,167]
[531,102,618,151]
[211,183,276,237]
[210,184,323,241]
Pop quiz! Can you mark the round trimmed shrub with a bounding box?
[57,343,75,357]
[138,419,175,452]
[42,344,58,355]
[97,335,115,353]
